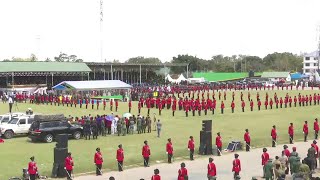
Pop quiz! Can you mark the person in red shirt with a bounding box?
[91,99,95,109]
[315,118,319,140]
[85,98,89,109]
[232,154,241,178]
[221,101,225,114]
[96,99,99,110]
[244,129,251,152]
[116,144,124,171]
[151,169,161,180]
[223,91,227,100]
[94,147,103,175]
[115,100,119,112]
[289,96,292,108]
[250,99,254,111]
[241,100,245,112]
[158,102,162,115]
[207,157,217,178]
[271,125,277,147]
[283,145,290,157]
[257,99,261,111]
[102,99,106,110]
[172,103,176,117]
[178,162,188,180]
[312,140,319,166]
[215,132,222,156]
[231,100,235,113]
[303,121,309,142]
[288,123,294,144]
[185,103,189,117]
[64,152,74,180]
[138,101,141,114]
[294,96,297,107]
[110,99,113,111]
[28,156,38,180]
[188,136,195,160]
[128,100,132,113]
[166,138,174,163]
[142,140,151,167]
[261,148,269,178]
[269,98,273,109]
[279,97,283,108]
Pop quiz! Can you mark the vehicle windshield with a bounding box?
[8,118,19,124]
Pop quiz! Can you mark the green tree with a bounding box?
[125,56,161,64]
[54,52,69,62]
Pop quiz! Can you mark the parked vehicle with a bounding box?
[0,115,34,139]
[0,112,26,124]
[28,114,83,143]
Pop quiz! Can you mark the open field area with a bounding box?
[1,89,320,179]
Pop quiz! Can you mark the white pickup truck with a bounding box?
[0,115,34,139]
[0,112,26,124]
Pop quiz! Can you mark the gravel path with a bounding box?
[74,141,314,180]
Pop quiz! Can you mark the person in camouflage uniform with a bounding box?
[137,117,142,134]
[307,144,316,171]
[91,121,98,139]
[117,120,122,136]
[289,153,298,174]
[299,160,311,180]
[274,156,285,179]
[292,157,302,179]
[101,119,106,136]
[84,120,92,140]
[129,117,135,134]
[122,119,127,136]
[146,116,152,133]
[264,159,274,180]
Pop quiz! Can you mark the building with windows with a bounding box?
[303,51,319,75]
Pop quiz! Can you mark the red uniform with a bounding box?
[261,152,269,165]
[166,142,173,155]
[178,167,188,180]
[314,121,319,133]
[116,148,124,161]
[244,132,250,143]
[28,161,38,175]
[288,125,294,136]
[142,145,151,158]
[207,162,217,176]
[216,135,222,148]
[232,159,241,173]
[151,175,161,180]
[271,128,277,139]
[303,124,309,134]
[94,152,103,165]
[188,139,195,150]
[284,149,290,157]
[65,156,74,171]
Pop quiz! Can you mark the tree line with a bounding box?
[2,52,303,74]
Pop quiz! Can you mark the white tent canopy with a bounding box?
[176,74,187,83]
[165,74,176,83]
[53,80,132,91]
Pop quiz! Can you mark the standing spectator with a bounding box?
[156,120,162,138]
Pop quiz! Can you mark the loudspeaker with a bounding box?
[249,71,254,78]
[199,131,212,155]
[54,147,68,164]
[51,162,67,178]
[202,120,212,132]
[56,134,68,148]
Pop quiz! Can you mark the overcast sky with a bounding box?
[0,0,319,62]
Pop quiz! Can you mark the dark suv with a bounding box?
[28,116,83,143]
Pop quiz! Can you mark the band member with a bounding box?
[151,169,161,180]
[315,118,319,139]
[244,129,251,152]
[250,99,253,111]
[166,138,174,163]
[172,103,176,116]
[28,156,38,180]
[216,132,222,156]
[231,100,235,113]
[128,100,132,113]
[115,100,119,112]
[110,99,113,111]
[138,101,141,114]
[232,154,241,179]
[142,140,151,167]
[103,99,106,110]
[269,98,273,109]
[64,152,74,180]
[261,148,269,178]
[207,157,217,179]
[271,125,277,147]
[221,101,225,114]
[303,121,308,142]
[288,123,294,144]
[257,99,261,111]
[94,147,103,175]
[116,144,124,172]
[178,162,188,180]
[188,136,195,160]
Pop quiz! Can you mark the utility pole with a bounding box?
[318,25,320,72]
[100,0,104,63]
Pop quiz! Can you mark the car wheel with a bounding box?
[44,134,53,143]
[4,131,13,139]
[73,131,81,140]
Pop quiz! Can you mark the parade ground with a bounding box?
[0,89,320,179]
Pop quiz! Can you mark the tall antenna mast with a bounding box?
[318,25,320,72]
[100,0,104,63]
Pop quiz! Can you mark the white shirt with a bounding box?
[8,97,13,103]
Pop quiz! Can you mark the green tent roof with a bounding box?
[193,72,262,81]
[261,72,289,78]
[0,62,91,73]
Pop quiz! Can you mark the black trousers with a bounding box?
[172,111,175,116]
[29,174,36,180]
[289,135,293,144]
[315,131,319,139]
[221,109,224,114]
[143,157,149,167]
[217,147,222,156]
[189,149,194,160]
[242,107,244,112]
[96,164,102,175]
[192,110,195,116]
[186,111,188,117]
[250,107,253,111]
[231,108,234,113]
[198,110,201,116]
[272,138,276,147]
[245,142,250,152]
[212,109,214,114]
[168,154,173,163]
[118,161,123,171]
[304,133,308,142]
[67,170,72,180]
[258,106,260,111]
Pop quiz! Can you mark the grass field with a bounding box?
[0,89,320,179]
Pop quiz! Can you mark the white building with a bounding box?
[303,51,319,75]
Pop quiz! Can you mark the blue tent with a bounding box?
[291,73,309,80]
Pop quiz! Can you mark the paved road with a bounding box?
[74,141,314,180]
